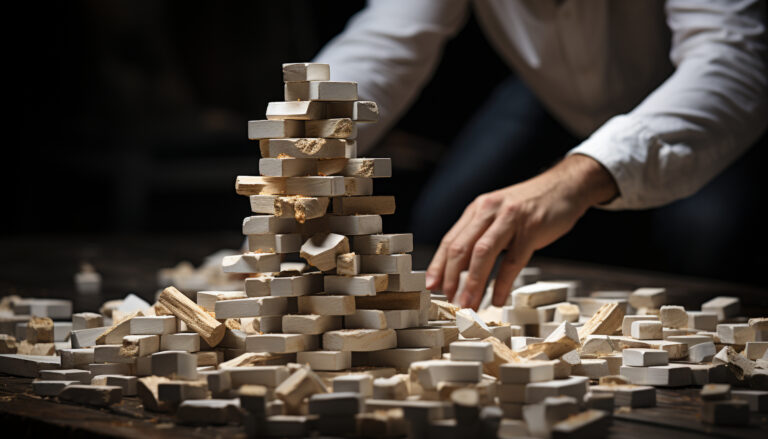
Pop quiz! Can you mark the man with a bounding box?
[314,0,768,309]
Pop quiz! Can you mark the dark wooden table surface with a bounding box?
[1,233,767,437]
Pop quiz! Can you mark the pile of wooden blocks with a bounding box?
[1,63,767,437]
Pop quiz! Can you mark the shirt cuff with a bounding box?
[566,114,654,210]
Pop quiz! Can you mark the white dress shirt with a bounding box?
[315,0,768,209]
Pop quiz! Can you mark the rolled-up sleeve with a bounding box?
[569,0,768,210]
[313,0,469,153]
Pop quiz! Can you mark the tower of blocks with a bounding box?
[221,62,434,374]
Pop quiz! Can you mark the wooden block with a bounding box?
[222,253,281,274]
[409,359,483,390]
[13,298,72,320]
[500,361,554,384]
[283,314,342,335]
[335,253,361,276]
[26,317,53,343]
[702,400,750,425]
[553,304,580,323]
[241,215,300,235]
[265,272,324,297]
[196,291,247,312]
[275,366,328,413]
[702,296,740,322]
[688,311,719,331]
[305,118,357,138]
[0,354,60,377]
[158,286,226,347]
[129,316,176,335]
[665,334,714,347]
[525,376,589,404]
[177,398,242,425]
[344,309,387,329]
[324,274,387,296]
[613,336,689,360]
[32,379,80,396]
[621,315,659,336]
[370,375,408,400]
[396,328,444,348]
[512,282,569,308]
[629,288,667,309]
[518,322,580,361]
[0,334,17,354]
[713,346,754,379]
[59,384,122,407]
[298,295,356,315]
[246,333,319,353]
[160,333,200,352]
[215,297,293,318]
[659,305,688,329]
[72,312,104,331]
[622,348,668,366]
[620,364,692,386]
[326,100,379,122]
[297,350,351,371]
[332,374,373,397]
[745,341,768,360]
[360,254,411,274]
[283,63,330,82]
[16,340,55,356]
[383,310,419,329]
[328,215,383,235]
[157,379,208,405]
[571,359,610,379]
[689,341,717,363]
[323,329,397,351]
[522,395,579,437]
[352,234,412,255]
[631,320,663,340]
[250,195,329,222]
[385,272,425,293]
[732,389,768,413]
[717,323,754,345]
[118,334,159,359]
[236,175,346,196]
[578,303,625,341]
[266,101,326,120]
[260,137,346,158]
[355,291,422,311]
[151,351,197,380]
[700,383,731,401]
[258,157,317,177]
[39,368,90,384]
[96,311,141,345]
[456,308,492,339]
[590,384,655,407]
[285,81,358,101]
[342,177,373,196]
[300,233,349,271]
[309,391,363,417]
[336,158,392,178]
[248,119,304,139]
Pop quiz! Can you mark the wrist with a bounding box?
[553,154,619,209]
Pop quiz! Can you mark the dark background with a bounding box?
[4,1,767,290]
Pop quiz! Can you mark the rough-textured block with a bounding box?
[282,314,342,335]
[72,312,104,331]
[221,253,281,274]
[247,234,303,254]
[259,137,347,158]
[351,234,413,255]
[26,317,54,343]
[0,354,60,377]
[456,308,492,339]
[300,233,349,271]
[717,323,754,345]
[373,374,409,400]
[158,286,225,347]
[323,329,397,352]
[335,253,361,276]
[659,306,688,329]
[305,118,357,138]
[236,174,347,196]
[631,320,663,340]
[275,366,328,413]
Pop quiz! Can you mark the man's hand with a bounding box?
[425,154,618,309]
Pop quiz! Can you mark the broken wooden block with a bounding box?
[713,346,755,380]
[248,119,304,139]
[351,234,413,255]
[282,314,342,335]
[328,214,383,235]
[519,322,580,360]
[158,286,225,347]
[305,118,357,138]
[285,81,358,101]
[702,296,740,322]
[236,175,346,196]
[578,302,625,341]
[334,253,360,276]
[371,374,409,400]
[275,365,328,414]
[326,100,379,122]
[119,334,160,359]
[26,316,53,344]
[717,323,754,345]
[250,195,330,223]
[323,329,397,351]
[282,63,330,82]
[500,361,555,384]
[300,233,349,271]
[95,311,142,345]
[222,253,281,274]
[456,308,492,339]
[259,137,347,158]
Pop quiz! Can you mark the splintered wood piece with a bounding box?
[221,253,281,274]
[455,308,492,339]
[275,366,328,414]
[158,286,225,347]
[259,137,347,159]
[326,100,379,122]
[266,101,326,120]
[26,317,53,343]
[519,322,580,360]
[250,195,330,223]
[351,234,413,255]
[323,329,397,352]
[305,118,357,139]
[285,81,357,101]
[283,63,331,82]
[300,233,349,271]
[236,175,345,196]
[337,158,391,178]
[659,306,688,329]
[577,303,625,341]
[120,335,160,358]
[481,336,522,377]
[248,119,304,139]
[335,253,361,276]
[96,311,143,345]
[328,215,382,235]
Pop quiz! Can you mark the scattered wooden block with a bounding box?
[553,304,580,323]
[396,328,444,348]
[309,391,363,416]
[500,361,554,384]
[732,389,768,413]
[590,384,655,407]
[324,329,397,352]
[300,233,349,271]
[32,379,80,396]
[578,303,625,341]
[352,234,412,255]
[333,374,373,397]
[701,383,731,401]
[236,175,346,197]
[522,395,579,438]
[246,333,319,353]
[39,369,90,384]
[359,254,412,274]
[0,334,17,354]
[687,311,718,332]
[572,359,610,379]
[622,348,669,366]
[450,341,494,363]
[298,295,356,316]
[629,288,667,309]
[13,298,72,320]
[702,296,740,322]
[221,253,281,274]
[621,315,659,336]
[525,376,589,404]
[96,311,142,345]
[326,100,379,122]
[282,314,342,335]
[215,296,293,319]
[297,350,351,371]
[620,364,692,386]
[335,159,391,178]
[72,312,104,331]
[0,354,61,377]
[251,195,330,224]
[26,317,53,343]
[519,322,580,361]
[717,323,754,345]
[275,366,328,413]
[334,253,361,276]
[59,384,122,407]
[91,374,137,396]
[631,320,663,340]
[702,399,750,425]
[241,215,300,235]
[283,63,330,82]
[745,341,768,360]
[305,118,357,138]
[248,119,304,139]
[266,101,326,120]
[689,341,717,363]
[372,374,409,400]
[659,305,688,329]
[129,316,176,335]
[512,282,569,308]
[177,398,242,425]
[116,335,158,360]
[151,351,197,380]
[456,308,492,339]
[409,359,483,390]
[285,81,357,101]
[328,214,383,235]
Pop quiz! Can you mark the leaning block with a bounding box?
[266,101,326,120]
[58,384,122,407]
[300,233,349,271]
[512,282,569,308]
[456,308,492,339]
[275,366,328,413]
[158,287,226,347]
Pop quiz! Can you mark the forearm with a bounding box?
[534,154,619,212]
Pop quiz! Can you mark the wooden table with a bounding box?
[1,233,767,437]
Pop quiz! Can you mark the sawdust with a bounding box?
[295,138,326,155]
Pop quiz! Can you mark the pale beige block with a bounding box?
[297,350,351,371]
[282,63,330,82]
[248,119,304,139]
[328,215,382,235]
[259,137,347,158]
[274,366,328,414]
[284,81,357,101]
[282,314,342,335]
[236,175,346,197]
[352,234,413,255]
[335,253,361,276]
[72,313,104,331]
[629,288,667,309]
[247,234,302,254]
[337,158,391,178]
[325,100,379,122]
[196,291,247,312]
[266,272,325,297]
[622,315,659,336]
[305,118,357,139]
[222,253,281,274]
[386,272,426,292]
[659,306,688,329]
[688,311,718,331]
[324,274,387,296]
[298,295,356,316]
[409,359,483,390]
[344,310,387,329]
[242,215,301,235]
[246,333,319,353]
[120,335,160,358]
[332,196,395,216]
[129,316,176,335]
[717,323,754,345]
[258,158,317,177]
[578,302,625,341]
[215,297,293,319]
[26,317,53,343]
[511,282,569,308]
[266,101,326,120]
[360,254,412,274]
[323,329,397,351]
[745,342,768,360]
[250,195,330,223]
[342,177,373,196]
[631,320,663,340]
[702,296,740,322]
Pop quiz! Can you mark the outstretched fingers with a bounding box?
[492,237,534,307]
[460,214,516,309]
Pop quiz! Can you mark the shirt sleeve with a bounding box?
[568,0,768,210]
[313,0,469,153]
